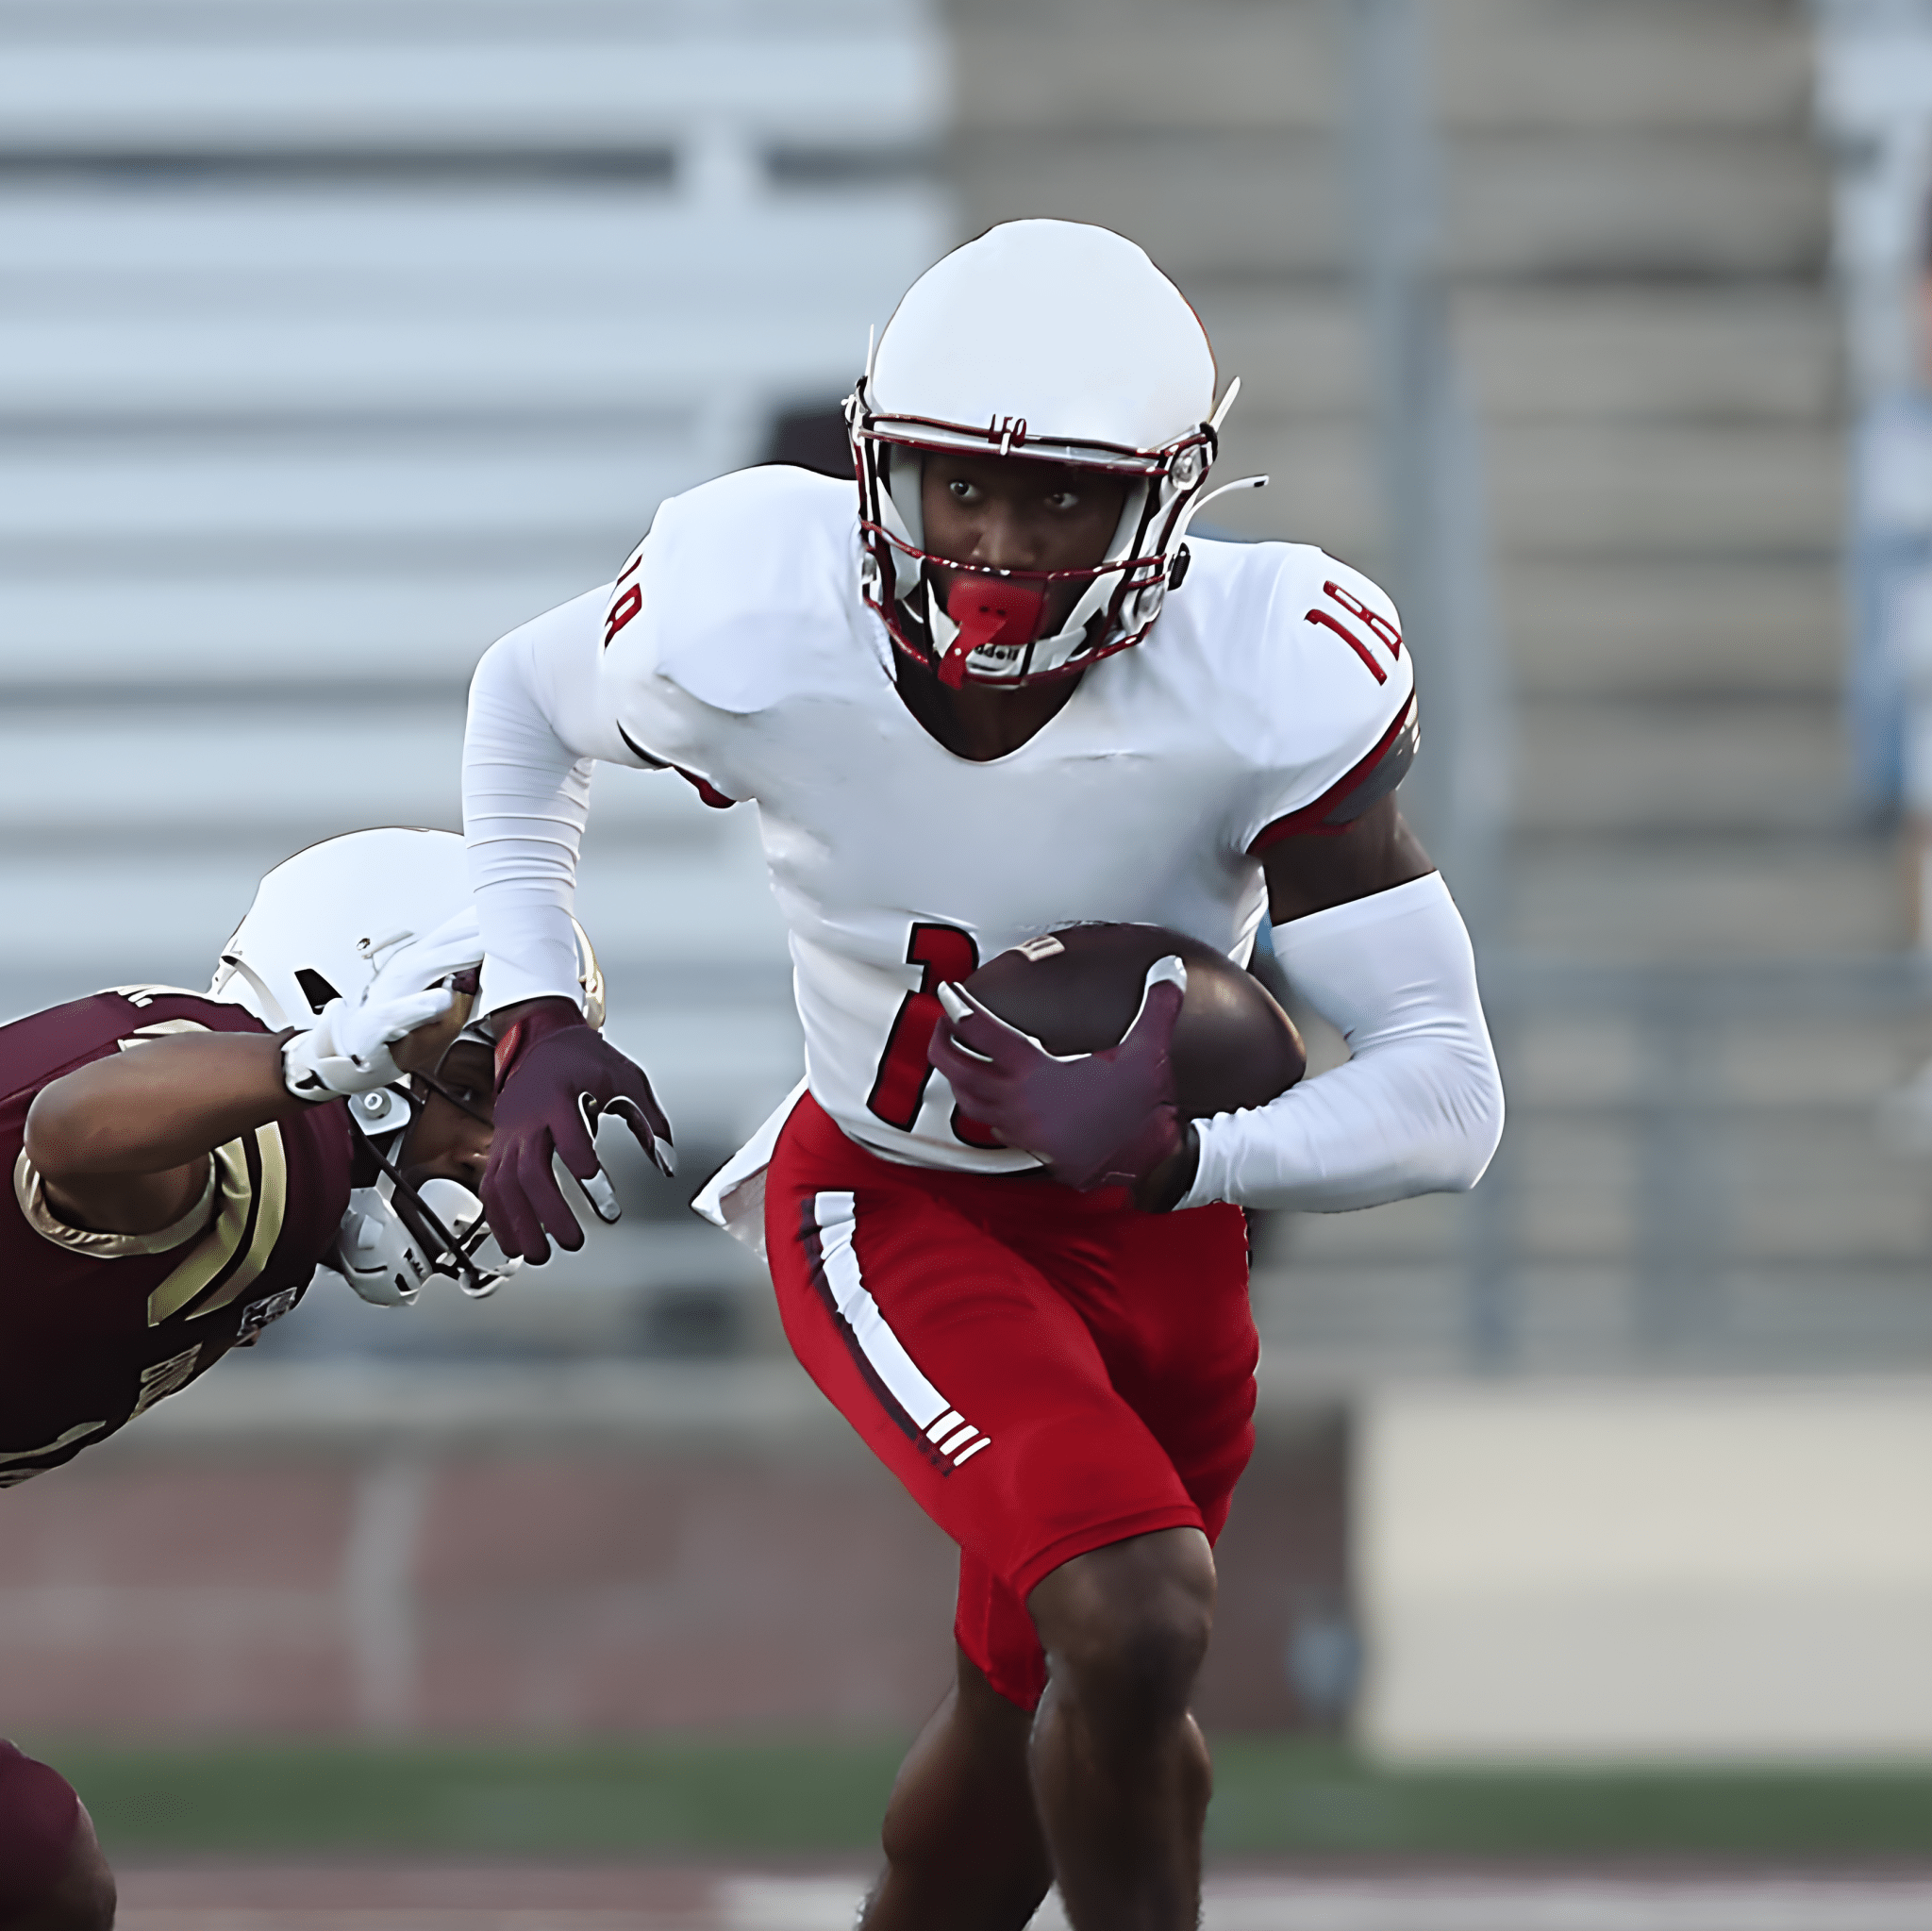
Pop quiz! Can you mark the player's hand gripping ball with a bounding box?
[483,998,675,1264]
[928,924,1307,1204]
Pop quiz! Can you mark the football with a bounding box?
[961,924,1306,1118]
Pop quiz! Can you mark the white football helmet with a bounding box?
[208,828,603,1307]
[845,219,1260,688]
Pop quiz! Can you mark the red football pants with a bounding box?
[766,1093,1257,1709]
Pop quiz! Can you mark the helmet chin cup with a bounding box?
[414,1175,520,1299]
[939,575,1048,689]
[334,1201,427,1306]
[330,1091,520,1305]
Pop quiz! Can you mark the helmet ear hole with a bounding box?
[294,968,341,1015]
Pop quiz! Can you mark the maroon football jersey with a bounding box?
[0,987,353,1485]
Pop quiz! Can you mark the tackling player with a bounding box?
[0,826,596,1930]
[462,221,1504,1930]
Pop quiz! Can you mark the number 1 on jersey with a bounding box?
[866,923,980,1131]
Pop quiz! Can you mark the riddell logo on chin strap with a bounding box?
[941,576,1044,687]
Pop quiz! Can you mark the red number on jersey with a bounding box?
[866,923,980,1131]
[603,548,645,648]
[1325,580,1402,658]
[1304,579,1403,685]
[604,584,641,648]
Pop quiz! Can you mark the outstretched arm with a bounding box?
[25,1033,302,1236]
[462,593,675,1263]
[25,923,482,1238]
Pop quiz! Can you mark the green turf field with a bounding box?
[23,1735,1932,1860]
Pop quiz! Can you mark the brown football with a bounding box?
[961,924,1306,1119]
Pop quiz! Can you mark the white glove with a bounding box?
[283,909,485,1101]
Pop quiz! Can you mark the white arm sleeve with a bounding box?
[462,590,642,1014]
[1179,872,1504,1212]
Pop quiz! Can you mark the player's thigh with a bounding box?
[768,1165,1201,1594]
[1045,1199,1259,1532]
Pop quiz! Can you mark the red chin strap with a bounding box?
[939,575,1047,689]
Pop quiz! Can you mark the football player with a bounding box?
[0,826,596,1930]
[461,221,1505,1930]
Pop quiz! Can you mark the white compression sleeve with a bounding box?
[1179,872,1504,1213]
[462,594,637,1013]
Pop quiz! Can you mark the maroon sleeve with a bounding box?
[0,989,354,1485]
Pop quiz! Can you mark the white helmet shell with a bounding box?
[211,825,604,1035]
[869,220,1217,463]
[210,827,475,1030]
[847,220,1253,688]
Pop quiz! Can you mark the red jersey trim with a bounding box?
[616,722,739,808]
[1248,695,1419,853]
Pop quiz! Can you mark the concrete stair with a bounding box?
[946,0,1932,1375]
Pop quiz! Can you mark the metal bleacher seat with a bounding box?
[0,0,953,1357]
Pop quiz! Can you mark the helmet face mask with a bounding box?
[849,398,1219,688]
[846,220,1240,691]
[336,1080,516,1305]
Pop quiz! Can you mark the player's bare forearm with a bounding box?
[27,1032,310,1177]
[1262,793,1434,923]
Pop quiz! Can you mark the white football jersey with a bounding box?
[472,464,1416,1176]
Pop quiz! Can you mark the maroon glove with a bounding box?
[927,958,1187,1194]
[484,998,675,1264]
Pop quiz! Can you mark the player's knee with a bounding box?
[1058,1590,1210,1718]
[1031,1528,1215,1723]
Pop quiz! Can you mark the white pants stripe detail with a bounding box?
[813,1190,978,1448]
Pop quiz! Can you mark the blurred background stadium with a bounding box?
[7,0,1932,1914]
